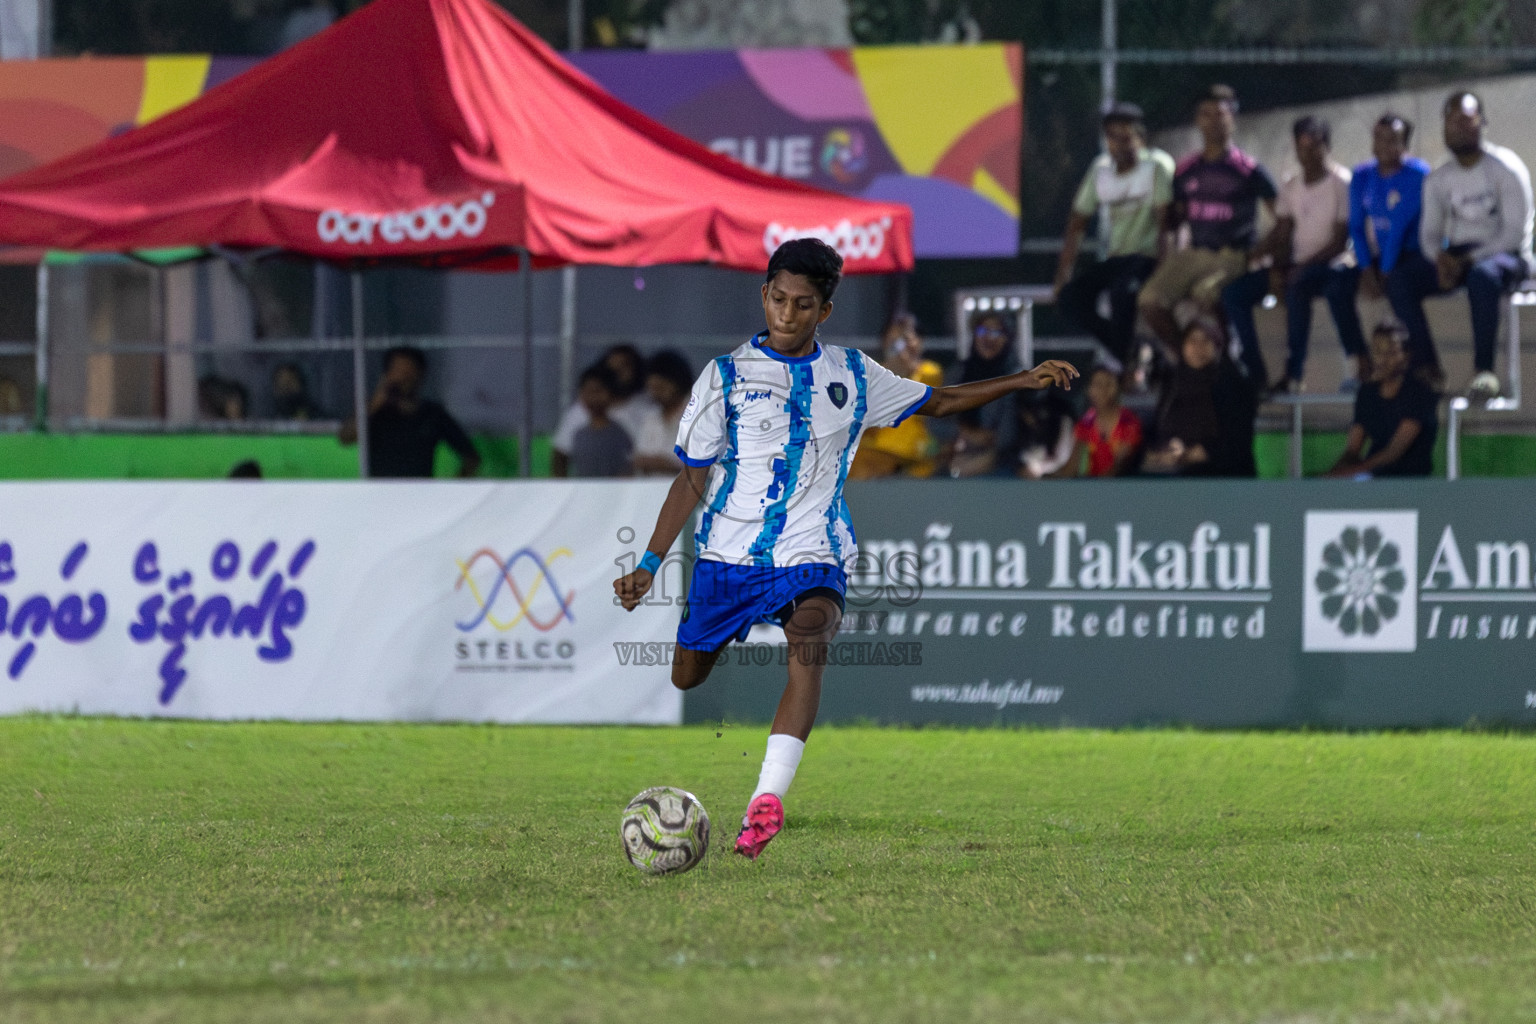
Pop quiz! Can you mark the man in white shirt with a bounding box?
[550,344,659,476]
[1053,102,1174,369]
[612,238,1076,862]
[628,350,694,476]
[1221,116,1355,393]
[1387,90,1533,399]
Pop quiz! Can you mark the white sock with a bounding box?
[750,733,805,801]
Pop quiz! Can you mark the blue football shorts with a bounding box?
[676,560,847,653]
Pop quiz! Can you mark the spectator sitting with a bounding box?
[850,313,945,479]
[1387,90,1533,399]
[198,375,248,421]
[630,350,694,476]
[946,312,1020,478]
[339,345,481,478]
[1013,386,1078,479]
[1222,116,1356,394]
[271,361,322,420]
[551,343,658,476]
[1138,84,1278,360]
[1143,318,1257,477]
[1346,113,1430,380]
[1056,366,1142,477]
[568,364,633,478]
[1325,322,1438,478]
[1054,102,1174,370]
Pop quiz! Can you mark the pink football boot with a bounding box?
[734,793,784,860]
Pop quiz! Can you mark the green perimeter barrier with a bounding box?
[1249,432,1536,478]
[0,432,552,479]
[0,430,1533,480]
[688,478,1536,729]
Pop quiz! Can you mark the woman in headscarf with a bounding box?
[1143,317,1257,477]
[946,312,1022,477]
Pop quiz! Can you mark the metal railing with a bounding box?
[1446,288,1530,480]
[12,260,1531,481]
[1030,45,1536,66]
[948,279,1532,480]
[22,261,553,478]
[1264,287,1529,480]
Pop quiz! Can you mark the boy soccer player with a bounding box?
[613,238,1077,860]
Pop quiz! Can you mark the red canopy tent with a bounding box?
[0,0,914,471]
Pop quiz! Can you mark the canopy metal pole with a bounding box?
[559,9,581,414]
[313,262,328,342]
[33,261,48,431]
[558,265,577,425]
[351,269,369,479]
[520,249,534,478]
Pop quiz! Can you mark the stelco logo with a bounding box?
[763,217,892,261]
[317,192,495,246]
[453,546,576,670]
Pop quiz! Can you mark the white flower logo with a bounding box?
[1314,526,1407,637]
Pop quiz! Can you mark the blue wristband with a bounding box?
[638,551,662,575]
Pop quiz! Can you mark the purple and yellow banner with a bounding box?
[571,45,1023,258]
[0,56,259,180]
[0,44,1020,260]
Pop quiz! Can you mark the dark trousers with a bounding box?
[1057,254,1157,365]
[1386,249,1527,373]
[1221,264,1364,384]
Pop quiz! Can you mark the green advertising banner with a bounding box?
[683,479,1536,728]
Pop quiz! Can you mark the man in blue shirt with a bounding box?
[1350,115,1429,303]
[1345,114,1429,383]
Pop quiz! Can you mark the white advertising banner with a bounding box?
[0,481,681,723]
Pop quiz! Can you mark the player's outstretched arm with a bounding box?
[614,463,711,611]
[919,360,1078,418]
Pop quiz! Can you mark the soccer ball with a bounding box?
[620,786,710,875]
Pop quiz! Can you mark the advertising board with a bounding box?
[686,480,1536,728]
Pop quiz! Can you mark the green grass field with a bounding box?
[2,718,1534,1023]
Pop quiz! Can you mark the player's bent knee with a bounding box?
[671,647,720,690]
[784,596,842,645]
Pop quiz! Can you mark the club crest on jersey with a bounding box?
[826,382,848,408]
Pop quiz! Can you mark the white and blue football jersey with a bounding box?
[674,332,932,570]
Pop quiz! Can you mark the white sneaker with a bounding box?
[1467,371,1501,401]
[1340,356,1364,393]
